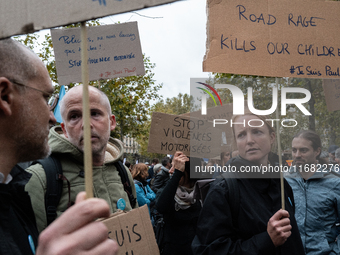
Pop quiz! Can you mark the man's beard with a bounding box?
[14,104,51,162]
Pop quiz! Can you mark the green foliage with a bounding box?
[100,55,162,140]
[14,20,163,146]
[212,73,340,151]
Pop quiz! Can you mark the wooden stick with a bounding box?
[275,77,284,210]
[81,22,93,199]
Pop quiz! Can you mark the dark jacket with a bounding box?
[156,169,201,255]
[192,156,305,255]
[0,165,39,255]
[152,166,170,193]
[148,165,155,180]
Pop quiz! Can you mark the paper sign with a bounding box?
[51,22,144,84]
[204,0,340,78]
[147,112,221,158]
[101,205,159,255]
[323,79,340,112]
[0,0,180,39]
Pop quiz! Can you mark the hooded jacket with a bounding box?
[285,167,340,254]
[25,126,137,233]
[192,156,304,255]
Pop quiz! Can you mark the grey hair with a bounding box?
[0,38,39,89]
[335,148,340,160]
[59,85,112,122]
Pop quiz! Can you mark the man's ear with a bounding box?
[110,114,116,131]
[0,78,15,116]
[61,122,69,138]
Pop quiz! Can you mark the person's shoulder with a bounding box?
[25,160,46,177]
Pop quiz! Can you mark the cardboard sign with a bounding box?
[204,0,340,78]
[101,205,159,255]
[148,112,221,158]
[0,0,180,39]
[51,22,144,84]
[323,79,340,112]
[182,104,236,149]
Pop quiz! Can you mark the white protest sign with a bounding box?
[0,0,180,39]
[51,22,145,84]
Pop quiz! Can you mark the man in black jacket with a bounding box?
[152,157,172,193]
[0,38,118,255]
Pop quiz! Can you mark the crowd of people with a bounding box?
[1,38,340,255]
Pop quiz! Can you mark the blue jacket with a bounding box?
[285,167,340,254]
[134,180,156,210]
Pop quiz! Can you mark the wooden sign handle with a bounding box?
[81,22,93,199]
[275,78,284,210]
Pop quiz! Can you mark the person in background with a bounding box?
[328,145,339,164]
[285,130,340,254]
[320,151,330,164]
[152,157,172,193]
[221,151,231,166]
[0,38,118,255]
[148,158,159,182]
[192,113,304,255]
[131,163,156,219]
[149,163,162,190]
[156,152,202,255]
[335,148,340,165]
[25,84,138,233]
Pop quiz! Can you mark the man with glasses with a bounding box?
[0,38,118,254]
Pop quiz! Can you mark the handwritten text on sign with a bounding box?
[102,205,159,255]
[148,112,221,158]
[204,0,340,78]
[51,22,145,85]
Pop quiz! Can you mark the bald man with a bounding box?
[26,85,137,233]
[0,38,118,254]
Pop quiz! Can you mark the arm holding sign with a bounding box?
[36,192,118,255]
[156,152,188,214]
[155,152,201,255]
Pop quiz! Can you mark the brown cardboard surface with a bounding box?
[323,79,340,112]
[147,112,221,158]
[0,0,180,39]
[184,104,236,149]
[205,0,340,79]
[101,205,159,255]
[51,22,144,84]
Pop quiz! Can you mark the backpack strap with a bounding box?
[114,161,137,208]
[33,155,63,226]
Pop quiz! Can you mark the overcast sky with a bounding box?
[101,0,210,101]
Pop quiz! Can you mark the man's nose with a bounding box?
[294,150,301,158]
